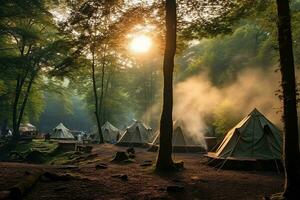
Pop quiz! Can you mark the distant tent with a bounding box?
[149,120,206,153]
[91,121,121,143]
[206,108,283,171]
[116,120,153,147]
[19,123,36,132]
[19,123,37,136]
[0,128,12,137]
[51,123,75,140]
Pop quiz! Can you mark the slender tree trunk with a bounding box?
[276,0,300,198]
[156,0,176,171]
[102,69,112,123]
[98,56,106,125]
[17,72,36,128]
[12,74,28,139]
[12,76,21,140]
[91,50,104,143]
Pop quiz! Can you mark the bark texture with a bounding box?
[156,0,177,171]
[276,0,300,199]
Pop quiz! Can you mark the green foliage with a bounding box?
[212,101,241,137]
[1,0,299,137]
[0,0,75,133]
[177,21,277,85]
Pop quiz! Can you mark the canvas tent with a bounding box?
[116,120,153,147]
[19,123,36,132]
[19,123,37,136]
[206,108,283,170]
[91,121,121,143]
[51,123,75,140]
[148,119,206,152]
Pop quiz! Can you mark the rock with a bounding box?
[95,163,108,170]
[120,175,128,181]
[128,154,136,159]
[190,176,203,182]
[111,151,129,162]
[166,185,185,193]
[140,163,152,167]
[126,147,135,154]
[111,174,128,181]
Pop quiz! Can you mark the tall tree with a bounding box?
[0,0,71,140]
[276,0,300,198]
[63,0,124,143]
[156,0,177,171]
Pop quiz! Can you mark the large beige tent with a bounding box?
[207,108,283,170]
[51,123,75,140]
[91,121,121,143]
[149,120,206,152]
[116,120,153,147]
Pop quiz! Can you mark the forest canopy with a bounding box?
[0,0,299,135]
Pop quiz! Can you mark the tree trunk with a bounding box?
[156,0,176,171]
[12,76,21,140]
[98,56,106,125]
[17,72,36,129]
[12,72,28,140]
[91,50,104,144]
[102,69,112,123]
[276,0,300,198]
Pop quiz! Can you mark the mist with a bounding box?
[143,67,289,148]
[173,67,284,144]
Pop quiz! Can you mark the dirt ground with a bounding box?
[0,144,284,200]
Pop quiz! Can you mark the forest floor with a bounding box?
[0,144,284,200]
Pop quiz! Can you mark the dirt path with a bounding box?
[0,144,284,200]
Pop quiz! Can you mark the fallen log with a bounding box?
[9,170,43,200]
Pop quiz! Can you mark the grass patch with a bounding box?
[0,139,64,164]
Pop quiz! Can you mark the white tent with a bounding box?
[149,119,206,152]
[116,120,153,147]
[91,121,121,143]
[51,123,75,140]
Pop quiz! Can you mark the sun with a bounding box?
[129,35,152,53]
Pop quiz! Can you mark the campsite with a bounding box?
[1,1,300,200]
